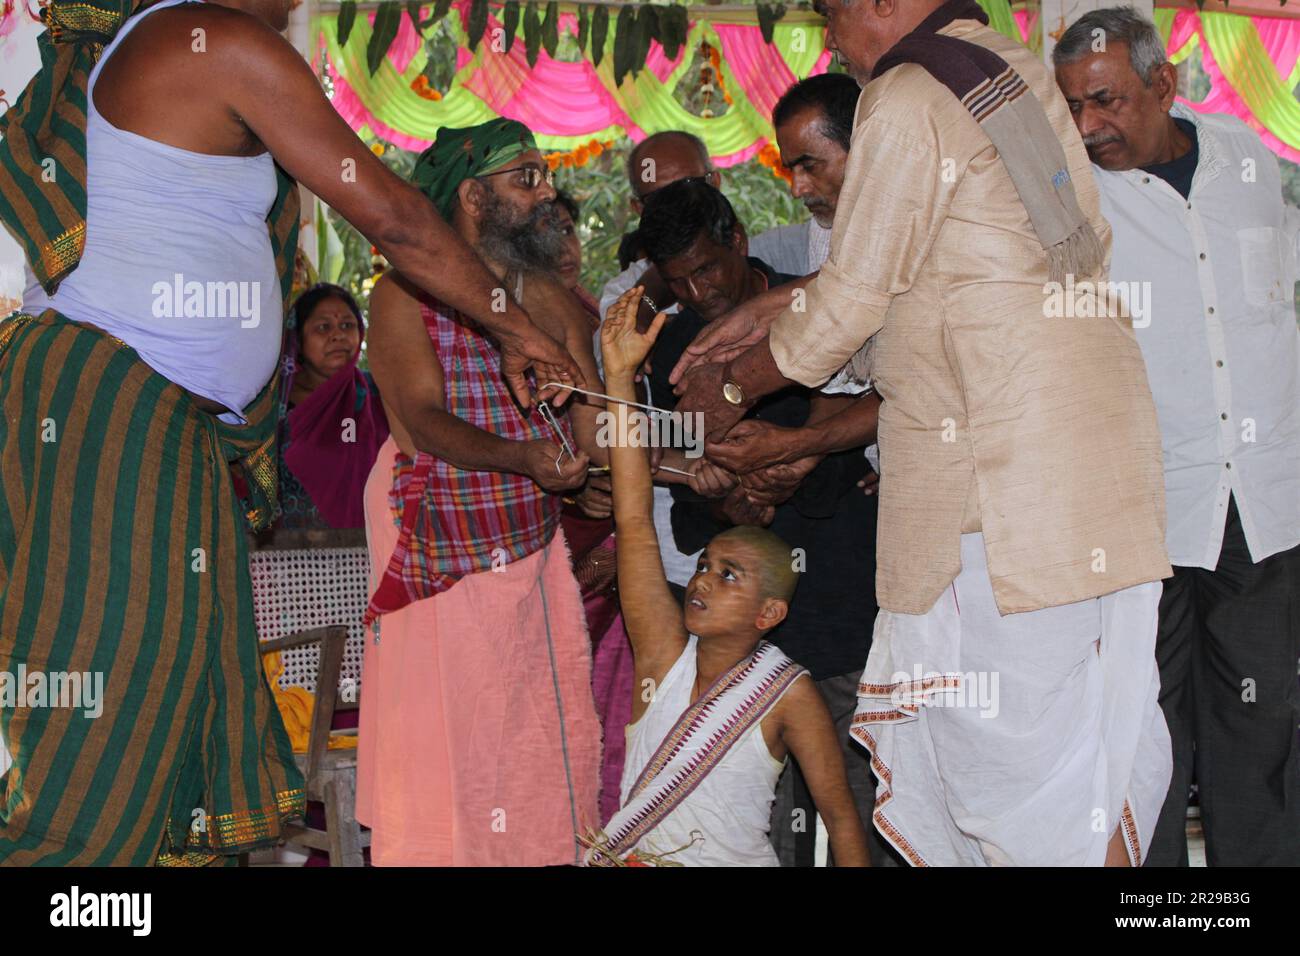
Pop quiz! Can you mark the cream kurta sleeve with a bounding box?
[769,67,974,387]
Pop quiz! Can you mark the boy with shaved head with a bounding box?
[583,286,869,867]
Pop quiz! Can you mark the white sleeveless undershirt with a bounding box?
[619,636,795,866]
[22,0,282,423]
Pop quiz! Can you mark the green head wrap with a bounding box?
[411,118,539,220]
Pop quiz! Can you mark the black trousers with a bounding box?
[1145,496,1300,866]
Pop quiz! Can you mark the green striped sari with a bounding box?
[0,0,305,864]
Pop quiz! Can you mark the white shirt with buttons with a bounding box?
[1094,103,1300,569]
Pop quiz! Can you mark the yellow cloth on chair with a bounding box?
[262,651,358,754]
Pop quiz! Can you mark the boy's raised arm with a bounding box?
[603,289,689,670]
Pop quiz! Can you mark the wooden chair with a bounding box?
[262,624,368,867]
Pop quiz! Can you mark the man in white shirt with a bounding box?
[1056,7,1300,866]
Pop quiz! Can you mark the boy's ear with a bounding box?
[754,597,789,632]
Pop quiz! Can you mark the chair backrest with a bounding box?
[249,530,369,701]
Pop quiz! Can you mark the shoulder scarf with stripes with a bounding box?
[871,0,1102,285]
[584,640,806,865]
[0,0,301,530]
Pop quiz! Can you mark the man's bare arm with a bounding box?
[524,275,608,465]
[368,273,522,471]
[221,15,582,405]
[667,275,815,385]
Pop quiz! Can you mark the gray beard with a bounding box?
[476,192,568,274]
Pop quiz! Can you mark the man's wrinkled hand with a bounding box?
[522,440,590,494]
[720,485,775,528]
[499,321,586,411]
[672,362,747,444]
[668,295,774,386]
[687,459,737,499]
[573,472,613,519]
[705,419,801,475]
[739,455,822,507]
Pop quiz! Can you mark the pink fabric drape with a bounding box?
[713,24,832,119]
[1013,7,1037,45]
[461,13,645,140]
[1175,12,1300,163]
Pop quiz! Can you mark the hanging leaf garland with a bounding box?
[336,1,788,80]
[367,1,403,75]
[591,4,610,67]
[632,3,657,78]
[502,0,520,52]
[577,3,590,53]
[541,0,559,58]
[660,4,688,61]
[524,1,542,66]
[466,0,489,51]
[613,5,635,85]
[757,3,787,45]
[337,0,357,45]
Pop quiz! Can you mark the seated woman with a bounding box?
[278,283,390,529]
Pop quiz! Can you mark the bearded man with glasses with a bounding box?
[359,119,607,866]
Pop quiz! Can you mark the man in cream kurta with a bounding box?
[672,0,1173,865]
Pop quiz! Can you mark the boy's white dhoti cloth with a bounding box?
[852,533,1170,866]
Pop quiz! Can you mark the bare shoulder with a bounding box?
[368,270,421,316]
[119,3,288,61]
[771,670,825,731]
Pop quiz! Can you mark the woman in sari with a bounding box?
[278,283,390,529]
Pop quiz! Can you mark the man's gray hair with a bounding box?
[1052,6,1168,86]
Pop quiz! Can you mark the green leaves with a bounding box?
[613,5,635,85]
[633,3,657,73]
[503,0,520,52]
[406,1,423,31]
[659,4,689,61]
[524,1,542,66]
[591,5,610,67]
[757,3,787,45]
[337,0,357,45]
[430,0,453,22]
[577,4,590,54]
[367,2,403,75]
[542,1,559,58]
[467,0,488,51]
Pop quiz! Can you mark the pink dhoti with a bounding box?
[357,438,602,866]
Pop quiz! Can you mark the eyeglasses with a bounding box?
[478,164,555,190]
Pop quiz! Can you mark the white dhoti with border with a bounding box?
[851,533,1170,866]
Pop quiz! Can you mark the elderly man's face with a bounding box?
[474,150,567,271]
[1055,43,1178,171]
[820,0,909,84]
[776,107,849,228]
[657,230,751,322]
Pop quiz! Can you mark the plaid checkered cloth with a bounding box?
[365,297,567,624]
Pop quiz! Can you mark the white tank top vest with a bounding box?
[22,0,282,423]
[619,636,795,867]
